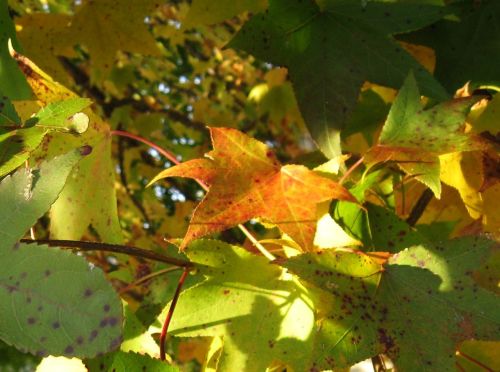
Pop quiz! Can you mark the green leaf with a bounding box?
[86,351,178,371]
[50,135,123,243]
[281,236,500,370]
[365,73,485,197]
[0,2,31,99]
[342,89,390,145]
[0,97,91,177]
[0,126,46,177]
[366,203,425,253]
[27,98,92,133]
[228,0,448,158]
[0,242,123,358]
[402,0,500,92]
[0,148,87,250]
[166,240,317,371]
[0,93,21,127]
[0,147,122,359]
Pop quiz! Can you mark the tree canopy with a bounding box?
[0,0,499,371]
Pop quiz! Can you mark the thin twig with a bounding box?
[119,266,181,295]
[116,126,152,227]
[406,188,434,227]
[339,156,364,185]
[20,239,193,268]
[239,224,276,260]
[112,130,180,165]
[160,267,190,361]
[112,130,276,260]
[457,350,494,371]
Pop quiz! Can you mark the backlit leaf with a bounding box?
[86,351,178,371]
[281,236,500,370]
[12,49,123,243]
[166,240,316,371]
[149,127,355,251]
[365,73,486,197]
[67,0,162,74]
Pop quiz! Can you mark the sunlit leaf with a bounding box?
[150,127,355,250]
[365,73,486,197]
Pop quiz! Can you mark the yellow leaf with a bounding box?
[482,183,500,238]
[399,41,436,73]
[16,14,76,84]
[439,151,483,219]
[314,202,362,249]
[68,0,162,73]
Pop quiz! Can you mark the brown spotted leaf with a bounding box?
[0,150,123,358]
[11,48,123,243]
[280,236,500,370]
[365,73,487,198]
[0,243,123,359]
[149,127,355,251]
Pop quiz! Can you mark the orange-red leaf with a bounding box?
[150,128,355,251]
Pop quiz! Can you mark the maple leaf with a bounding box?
[67,0,162,74]
[401,0,500,92]
[16,13,77,85]
[165,240,318,371]
[280,236,500,370]
[228,0,448,158]
[11,48,123,243]
[365,72,486,198]
[149,127,355,251]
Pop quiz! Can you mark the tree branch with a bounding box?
[406,188,434,227]
[20,239,193,268]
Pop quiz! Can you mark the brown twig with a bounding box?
[457,350,494,371]
[339,156,364,185]
[112,130,180,165]
[405,188,434,227]
[116,125,152,227]
[371,355,387,372]
[20,239,193,268]
[160,267,190,360]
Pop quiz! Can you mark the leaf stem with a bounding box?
[20,239,194,268]
[339,156,364,185]
[160,267,189,361]
[239,224,276,260]
[111,130,276,260]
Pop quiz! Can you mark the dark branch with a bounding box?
[406,188,434,227]
[20,239,193,268]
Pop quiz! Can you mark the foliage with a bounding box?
[0,0,499,371]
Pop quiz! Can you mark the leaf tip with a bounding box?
[7,38,16,58]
